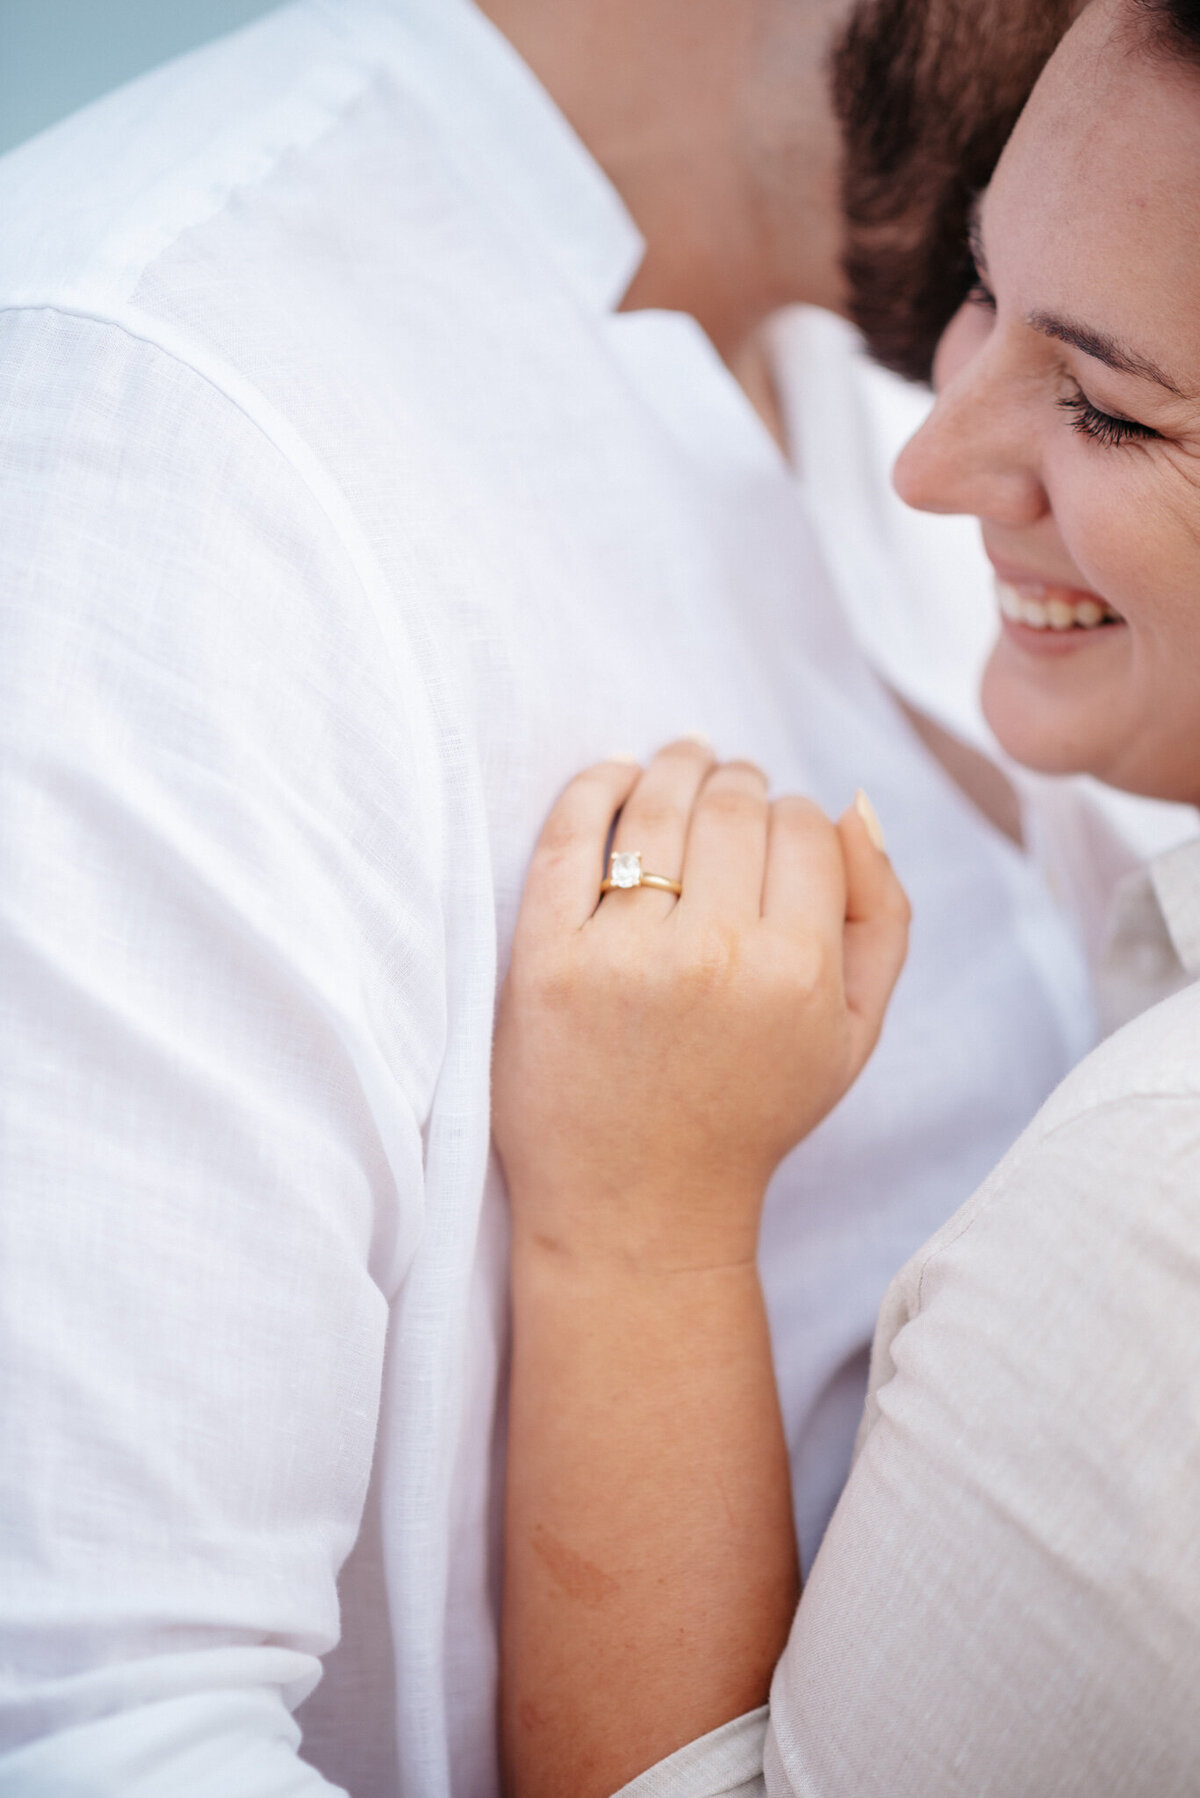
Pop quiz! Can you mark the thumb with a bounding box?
[837,793,910,1067]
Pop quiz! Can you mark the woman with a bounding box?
[494,0,1200,1793]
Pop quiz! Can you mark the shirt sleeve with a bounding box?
[0,308,444,1793]
[615,1088,1200,1798]
[612,1710,767,1798]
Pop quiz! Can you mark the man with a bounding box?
[0,0,1080,1792]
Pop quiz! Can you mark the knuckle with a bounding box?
[536,812,587,862]
[519,944,579,1008]
[701,781,763,823]
[772,793,824,830]
[572,763,612,790]
[782,934,831,998]
[720,758,768,786]
[666,921,743,995]
[626,795,682,836]
[561,763,613,808]
[659,736,713,763]
[699,920,743,974]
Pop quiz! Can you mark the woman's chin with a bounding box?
[980,642,1119,781]
[981,655,1200,803]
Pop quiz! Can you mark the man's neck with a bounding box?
[473,0,850,365]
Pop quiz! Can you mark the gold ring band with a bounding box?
[600,851,682,898]
[599,872,683,895]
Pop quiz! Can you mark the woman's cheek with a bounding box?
[1048,456,1152,619]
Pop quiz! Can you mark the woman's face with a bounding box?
[894,0,1200,804]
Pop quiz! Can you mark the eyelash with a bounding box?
[964,276,1159,450]
[1057,390,1160,448]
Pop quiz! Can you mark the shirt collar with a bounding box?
[1150,832,1200,979]
[342,0,644,312]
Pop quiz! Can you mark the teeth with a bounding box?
[996,580,1118,632]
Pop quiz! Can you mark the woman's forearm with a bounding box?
[503,1229,799,1798]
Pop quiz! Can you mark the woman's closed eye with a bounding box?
[1057,387,1160,448]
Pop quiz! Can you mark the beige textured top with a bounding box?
[619,836,1200,1798]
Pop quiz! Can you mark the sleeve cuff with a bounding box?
[611,1707,769,1798]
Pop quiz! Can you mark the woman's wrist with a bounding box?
[508,1176,768,1282]
[509,1231,775,1425]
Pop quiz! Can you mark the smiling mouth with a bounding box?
[996,580,1124,633]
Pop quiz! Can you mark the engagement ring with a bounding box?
[599,850,682,897]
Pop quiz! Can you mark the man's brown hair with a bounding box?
[832,0,1075,382]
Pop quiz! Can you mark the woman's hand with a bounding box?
[498,740,910,1798]
[494,738,910,1275]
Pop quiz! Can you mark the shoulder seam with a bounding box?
[0,10,370,311]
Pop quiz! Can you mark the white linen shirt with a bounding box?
[617,834,1200,1798]
[0,2,1095,1793]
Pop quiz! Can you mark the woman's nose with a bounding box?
[893,345,1049,530]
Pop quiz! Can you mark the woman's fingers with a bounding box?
[838,796,911,1057]
[516,758,643,939]
[761,796,847,946]
[517,759,908,1090]
[605,738,716,918]
[680,761,770,921]
[762,792,908,1074]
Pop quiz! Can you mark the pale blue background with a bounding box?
[0,0,281,155]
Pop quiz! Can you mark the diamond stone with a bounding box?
[610,851,643,888]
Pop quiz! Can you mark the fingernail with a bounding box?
[679,732,713,750]
[854,789,887,853]
[605,750,641,764]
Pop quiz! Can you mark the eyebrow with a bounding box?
[1027,311,1191,398]
[966,195,1192,400]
